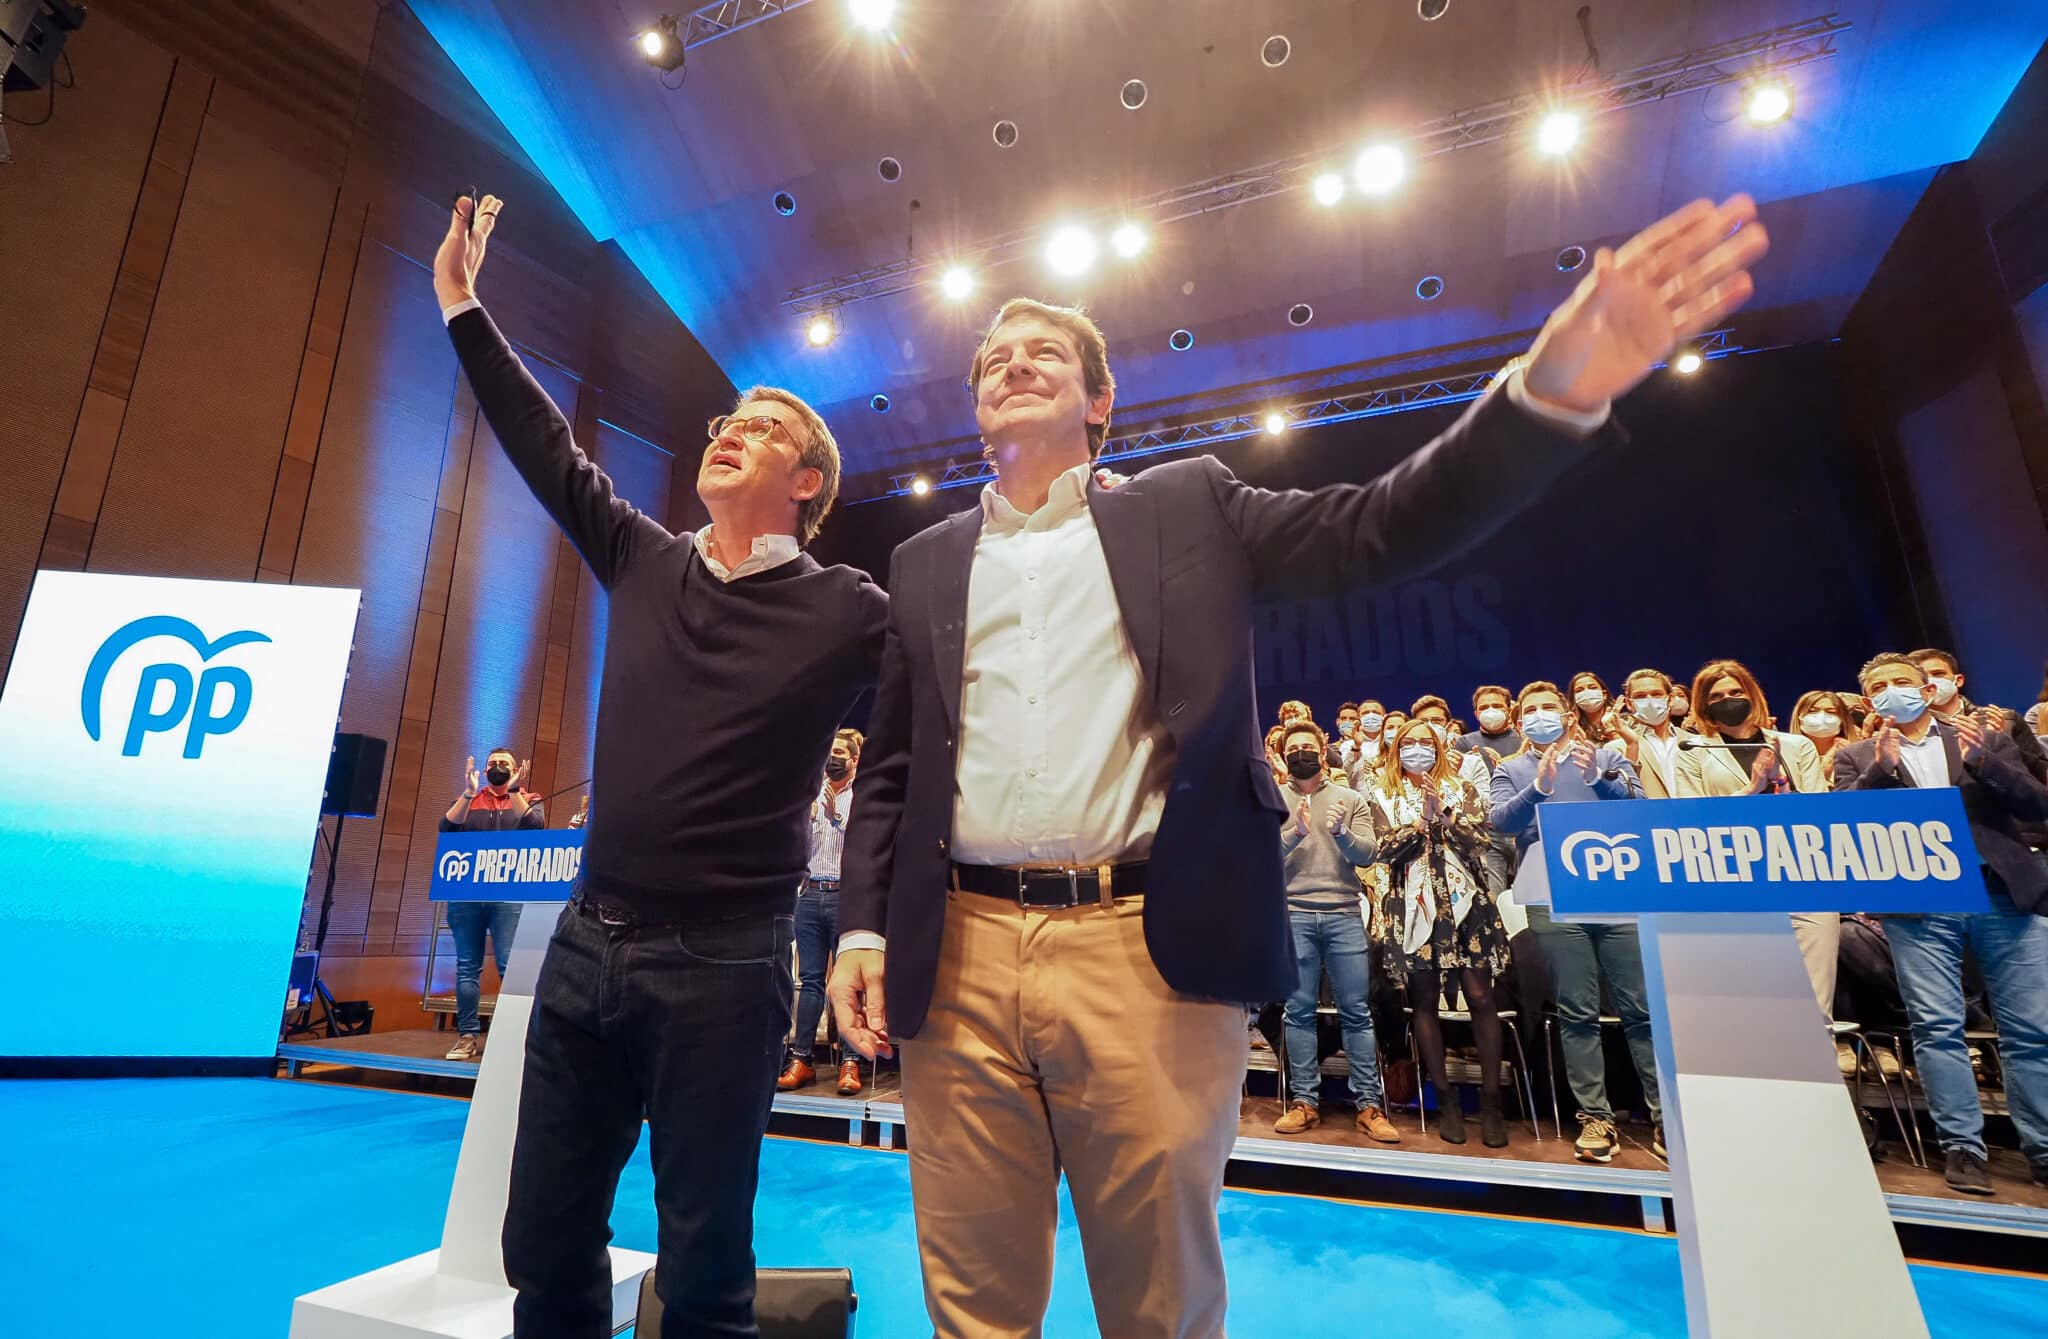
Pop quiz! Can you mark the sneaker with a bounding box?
[1355,1106,1402,1144]
[837,1058,863,1096]
[1943,1149,1994,1197]
[776,1056,814,1092]
[1575,1113,1619,1164]
[1652,1121,1667,1159]
[444,1034,479,1062]
[1274,1101,1321,1135]
[1836,1041,1858,1077]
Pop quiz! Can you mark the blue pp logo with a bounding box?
[80,616,273,758]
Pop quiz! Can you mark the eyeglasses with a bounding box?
[708,413,798,447]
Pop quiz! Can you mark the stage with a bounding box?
[6,1076,2044,1338]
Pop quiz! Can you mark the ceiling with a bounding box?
[407,0,2048,489]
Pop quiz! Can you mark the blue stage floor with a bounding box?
[3,1077,2042,1337]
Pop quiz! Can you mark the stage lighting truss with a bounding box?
[677,0,818,50]
[876,331,1739,499]
[785,14,1848,317]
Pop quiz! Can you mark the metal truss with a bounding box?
[788,14,1850,314]
[679,0,818,51]
[873,331,1738,500]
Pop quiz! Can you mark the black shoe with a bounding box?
[2030,1160,2048,1189]
[1943,1149,1994,1197]
[1479,1091,1509,1149]
[1435,1094,1466,1145]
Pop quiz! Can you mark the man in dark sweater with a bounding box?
[434,194,887,1338]
[439,746,543,1061]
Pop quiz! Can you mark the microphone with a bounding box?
[527,776,593,806]
[1677,738,1769,751]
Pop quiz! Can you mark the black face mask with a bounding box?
[486,764,513,787]
[1285,750,1322,780]
[1704,697,1753,728]
[824,757,850,780]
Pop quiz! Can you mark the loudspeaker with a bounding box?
[323,733,387,817]
[637,1268,855,1338]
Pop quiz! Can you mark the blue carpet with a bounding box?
[2,1078,2042,1337]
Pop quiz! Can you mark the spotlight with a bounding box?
[1121,79,1147,111]
[1352,143,1405,196]
[910,476,932,496]
[1261,35,1291,68]
[1419,0,1450,20]
[1045,224,1099,277]
[1110,222,1146,259]
[992,119,1019,149]
[1311,171,1345,206]
[1555,244,1587,273]
[1746,80,1791,125]
[848,0,894,32]
[939,265,975,301]
[871,394,891,413]
[1263,412,1289,436]
[877,156,902,182]
[1415,274,1444,301]
[805,312,839,348]
[1286,303,1314,327]
[1673,349,1704,375]
[1168,328,1194,351]
[772,191,797,217]
[635,15,684,72]
[1536,111,1580,157]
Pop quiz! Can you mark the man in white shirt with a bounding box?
[834,194,1770,1337]
[1612,667,1690,799]
[781,728,865,1096]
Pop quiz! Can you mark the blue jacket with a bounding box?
[1489,744,1642,863]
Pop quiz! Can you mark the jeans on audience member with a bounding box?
[504,899,793,1338]
[1284,908,1385,1110]
[1885,888,2048,1164]
[791,881,840,1061]
[448,900,523,1035]
[1526,905,1660,1123]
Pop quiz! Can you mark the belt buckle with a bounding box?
[1015,867,1081,909]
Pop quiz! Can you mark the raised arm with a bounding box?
[434,195,662,587]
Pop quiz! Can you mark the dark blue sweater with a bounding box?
[449,308,888,916]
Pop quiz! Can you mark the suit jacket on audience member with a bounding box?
[1674,728,1826,799]
[840,387,1618,1039]
[1831,720,2048,915]
[1627,728,1695,800]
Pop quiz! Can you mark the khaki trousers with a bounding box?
[899,891,1247,1339]
[1791,911,1842,1021]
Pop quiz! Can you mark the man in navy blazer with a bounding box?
[830,196,1770,1338]
[1832,652,2048,1197]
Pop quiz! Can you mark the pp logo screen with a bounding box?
[438,849,474,880]
[80,615,271,759]
[1560,830,1642,881]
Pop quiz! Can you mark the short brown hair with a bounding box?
[968,298,1117,457]
[731,385,841,545]
[1278,699,1312,724]
[1689,659,1772,737]
[1858,653,1927,690]
[1909,647,1960,675]
[1280,720,1328,755]
[833,728,864,761]
[1410,694,1452,719]
[1471,685,1511,711]
[1623,667,1672,696]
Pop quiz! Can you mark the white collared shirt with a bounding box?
[1899,728,1951,790]
[693,527,801,582]
[809,780,853,880]
[1640,730,1681,795]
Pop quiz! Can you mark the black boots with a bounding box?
[1479,1086,1509,1148]
[1435,1092,1466,1144]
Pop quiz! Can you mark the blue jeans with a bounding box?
[791,881,840,1062]
[505,899,793,1338]
[1284,908,1385,1110]
[1887,888,2048,1163]
[447,900,522,1035]
[1527,906,1661,1123]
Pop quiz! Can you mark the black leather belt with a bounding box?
[951,860,1147,909]
[805,878,840,891]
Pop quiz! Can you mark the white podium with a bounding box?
[290,906,653,1338]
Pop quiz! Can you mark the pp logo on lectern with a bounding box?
[80,615,272,759]
[438,849,474,881]
[1560,830,1643,881]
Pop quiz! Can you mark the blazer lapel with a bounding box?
[1706,741,1750,793]
[1084,480,1162,694]
[929,507,985,732]
[1939,721,1965,785]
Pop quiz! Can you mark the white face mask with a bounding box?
[1521,710,1566,745]
[1358,713,1384,735]
[1477,708,1508,732]
[1631,697,1670,726]
[1399,743,1438,774]
[1574,688,1606,710]
[1929,677,1960,707]
[1801,712,1841,739]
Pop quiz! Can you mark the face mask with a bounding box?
[1399,744,1438,774]
[486,764,513,788]
[1358,713,1383,735]
[825,757,850,780]
[1801,712,1841,739]
[1477,708,1507,732]
[1521,710,1565,745]
[1929,677,1959,707]
[1871,685,1929,724]
[1704,697,1752,728]
[1285,750,1323,780]
[1672,699,1689,718]
[1337,720,1356,737]
[1574,688,1606,710]
[1632,697,1670,725]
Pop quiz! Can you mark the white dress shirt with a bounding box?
[1640,730,1681,796]
[693,527,800,582]
[1899,729,1952,791]
[809,780,853,881]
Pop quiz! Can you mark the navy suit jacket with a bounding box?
[1831,720,2048,914]
[840,386,1618,1038]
